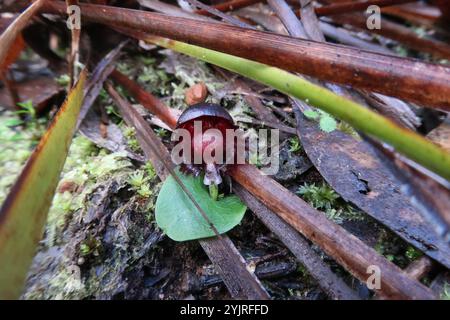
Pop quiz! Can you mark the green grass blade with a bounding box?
[0,71,86,299]
[147,36,450,181]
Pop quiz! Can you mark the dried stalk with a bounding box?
[382,4,441,26]
[229,164,435,299]
[195,0,263,15]
[76,42,127,129]
[138,0,214,21]
[233,184,360,300]
[267,0,306,37]
[111,70,178,129]
[330,13,450,60]
[314,0,417,17]
[40,1,450,109]
[186,0,255,29]
[404,257,434,281]
[66,0,80,86]
[195,0,416,17]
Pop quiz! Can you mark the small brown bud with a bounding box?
[58,180,78,194]
[185,82,208,106]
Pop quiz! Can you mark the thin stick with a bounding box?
[314,0,417,17]
[234,183,360,300]
[195,0,263,15]
[66,0,80,87]
[111,69,178,128]
[267,0,307,37]
[40,1,450,110]
[186,0,256,29]
[229,164,435,299]
[329,13,450,60]
[76,42,127,129]
[404,257,434,280]
[195,0,417,17]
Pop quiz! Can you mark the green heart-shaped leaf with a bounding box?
[155,168,246,241]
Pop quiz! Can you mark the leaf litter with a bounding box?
[1,1,450,300]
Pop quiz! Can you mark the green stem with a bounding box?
[148,36,450,181]
[209,183,219,201]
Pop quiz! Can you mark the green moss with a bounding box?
[288,136,302,153]
[85,151,133,178]
[55,74,71,86]
[117,55,173,98]
[143,162,157,180]
[127,169,157,199]
[297,183,340,210]
[46,192,78,246]
[0,111,48,204]
[337,121,360,139]
[45,136,133,246]
[136,184,152,198]
[154,127,169,138]
[79,237,102,258]
[127,171,147,189]
[46,264,87,299]
[441,282,450,300]
[374,230,419,268]
[23,137,160,299]
[405,246,422,261]
[122,125,142,153]
[296,183,365,224]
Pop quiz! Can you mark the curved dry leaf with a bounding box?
[0,0,44,67]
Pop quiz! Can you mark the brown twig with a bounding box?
[382,2,441,26]
[66,0,80,87]
[228,164,435,299]
[40,1,450,110]
[138,0,214,21]
[111,70,178,129]
[76,42,127,129]
[314,0,417,17]
[195,0,264,15]
[233,183,360,300]
[186,0,256,29]
[404,257,434,280]
[267,0,307,38]
[330,13,450,60]
[318,22,393,54]
[195,0,417,17]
